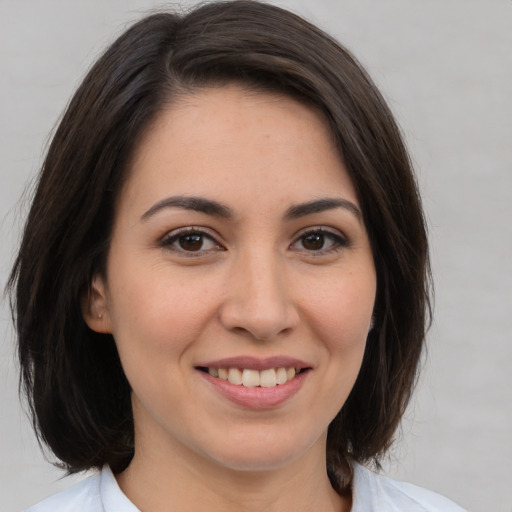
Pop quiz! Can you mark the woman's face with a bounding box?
[87,84,376,473]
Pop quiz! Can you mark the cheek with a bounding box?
[305,266,376,400]
[106,260,218,358]
[309,270,376,341]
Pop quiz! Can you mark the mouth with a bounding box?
[196,366,309,388]
[195,357,311,408]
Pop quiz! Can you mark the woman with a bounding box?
[9,1,466,511]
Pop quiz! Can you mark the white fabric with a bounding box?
[25,464,467,511]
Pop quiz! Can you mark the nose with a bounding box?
[218,251,300,341]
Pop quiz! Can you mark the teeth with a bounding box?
[276,367,287,385]
[209,366,298,387]
[242,369,260,387]
[228,368,243,385]
[260,368,277,387]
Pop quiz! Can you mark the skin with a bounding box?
[84,84,376,512]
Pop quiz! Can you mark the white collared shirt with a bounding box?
[25,464,467,512]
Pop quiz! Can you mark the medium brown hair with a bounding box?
[8,0,430,492]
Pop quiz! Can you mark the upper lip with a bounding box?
[195,356,312,371]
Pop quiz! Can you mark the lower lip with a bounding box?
[198,370,309,409]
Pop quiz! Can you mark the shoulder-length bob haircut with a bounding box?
[9,0,430,491]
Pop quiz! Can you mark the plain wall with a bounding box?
[1,1,510,511]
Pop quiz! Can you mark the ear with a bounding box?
[82,274,112,333]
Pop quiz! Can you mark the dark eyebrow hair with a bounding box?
[140,196,233,221]
[141,195,361,223]
[284,198,362,221]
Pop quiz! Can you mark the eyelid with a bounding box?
[158,225,348,256]
[160,226,225,255]
[290,226,349,252]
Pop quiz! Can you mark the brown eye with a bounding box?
[162,229,222,255]
[301,232,325,251]
[179,234,204,251]
[291,229,347,253]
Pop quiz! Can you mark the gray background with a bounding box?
[1,1,511,511]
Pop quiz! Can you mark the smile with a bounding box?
[195,356,311,408]
[200,367,299,387]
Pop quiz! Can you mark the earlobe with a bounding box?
[82,274,112,333]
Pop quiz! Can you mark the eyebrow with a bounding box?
[141,196,233,221]
[284,197,362,222]
[140,195,361,222]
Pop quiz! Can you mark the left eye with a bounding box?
[162,230,221,253]
[291,230,346,252]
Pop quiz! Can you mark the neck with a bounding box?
[116,436,350,512]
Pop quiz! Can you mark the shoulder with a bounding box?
[24,467,138,512]
[351,463,467,512]
[24,472,102,512]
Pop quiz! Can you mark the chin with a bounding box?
[202,430,324,473]
[213,452,299,473]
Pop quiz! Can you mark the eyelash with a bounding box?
[160,227,224,257]
[160,226,348,257]
[290,228,348,254]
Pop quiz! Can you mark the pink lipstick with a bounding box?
[195,356,311,409]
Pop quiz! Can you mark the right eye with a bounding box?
[161,228,224,255]
[290,227,348,254]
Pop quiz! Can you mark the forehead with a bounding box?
[119,84,357,219]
